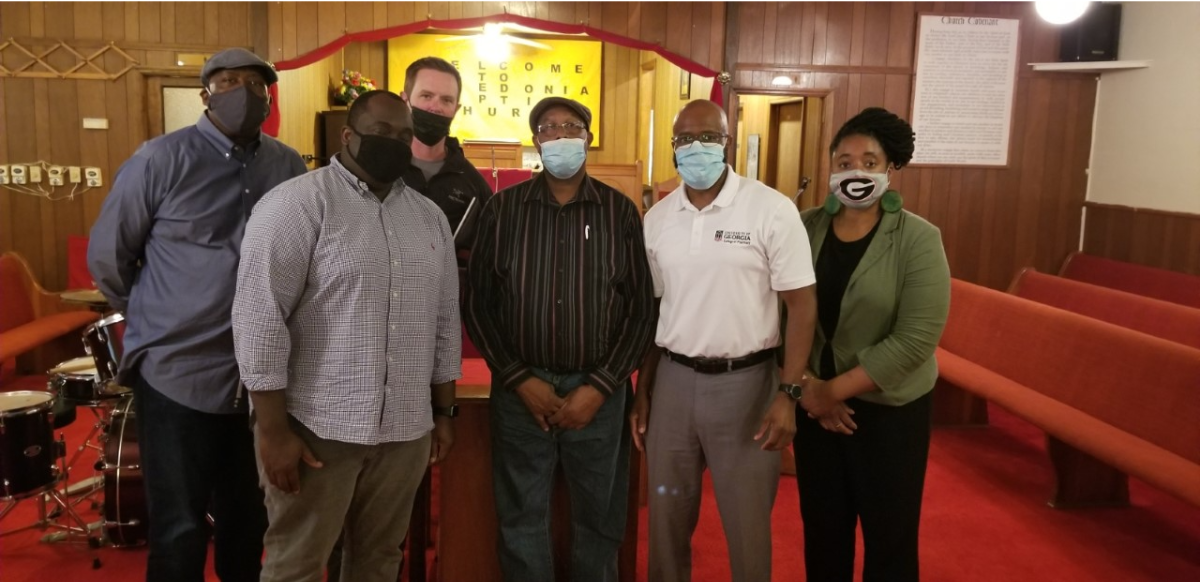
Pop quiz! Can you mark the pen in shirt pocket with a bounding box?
[585,225,590,240]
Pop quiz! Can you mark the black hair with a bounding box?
[347,90,406,129]
[829,107,915,169]
[404,56,463,103]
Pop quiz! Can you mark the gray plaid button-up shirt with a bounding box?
[233,155,461,445]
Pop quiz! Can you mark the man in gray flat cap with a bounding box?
[465,96,655,582]
[89,46,306,582]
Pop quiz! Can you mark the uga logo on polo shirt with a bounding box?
[714,229,752,245]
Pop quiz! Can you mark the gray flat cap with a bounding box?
[201,48,278,87]
[529,97,592,134]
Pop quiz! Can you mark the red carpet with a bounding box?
[2,404,1198,581]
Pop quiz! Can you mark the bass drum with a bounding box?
[102,395,147,547]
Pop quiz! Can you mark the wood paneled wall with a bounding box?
[0,2,257,290]
[274,54,342,161]
[644,53,715,186]
[1082,203,1200,277]
[591,44,642,167]
[730,2,1097,290]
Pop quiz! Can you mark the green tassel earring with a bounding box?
[880,190,903,213]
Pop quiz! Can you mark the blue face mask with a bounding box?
[539,137,587,179]
[674,141,727,190]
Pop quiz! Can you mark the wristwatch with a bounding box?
[432,405,459,418]
[778,383,804,401]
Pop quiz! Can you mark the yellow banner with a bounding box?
[388,34,602,147]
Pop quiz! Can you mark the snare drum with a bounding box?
[102,396,146,546]
[48,358,129,407]
[83,312,125,384]
[0,391,60,500]
[48,357,102,403]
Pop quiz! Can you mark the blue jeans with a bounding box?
[490,368,631,582]
[133,376,267,582]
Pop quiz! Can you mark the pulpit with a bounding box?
[463,140,524,170]
[474,167,535,194]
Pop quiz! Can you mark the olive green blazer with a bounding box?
[801,205,951,406]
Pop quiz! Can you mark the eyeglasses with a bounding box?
[536,122,587,139]
[671,133,730,149]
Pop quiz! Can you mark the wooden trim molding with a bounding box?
[1082,201,1200,277]
[1084,201,1200,221]
[736,62,914,76]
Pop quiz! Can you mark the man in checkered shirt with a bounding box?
[232,90,460,582]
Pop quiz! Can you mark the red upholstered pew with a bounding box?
[1010,268,1200,350]
[0,252,98,388]
[935,279,1200,508]
[1059,252,1200,309]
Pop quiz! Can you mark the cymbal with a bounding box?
[50,356,96,374]
[60,289,107,305]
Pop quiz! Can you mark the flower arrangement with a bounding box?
[333,69,377,105]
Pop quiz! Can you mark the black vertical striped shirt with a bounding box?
[464,173,655,395]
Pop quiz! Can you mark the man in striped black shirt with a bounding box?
[465,97,655,582]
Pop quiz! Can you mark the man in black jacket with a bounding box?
[401,56,493,263]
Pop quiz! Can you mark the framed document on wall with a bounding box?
[910,14,1021,167]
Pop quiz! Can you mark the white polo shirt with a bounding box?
[644,167,815,358]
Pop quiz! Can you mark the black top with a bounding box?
[815,217,881,380]
[464,173,656,395]
[401,137,494,254]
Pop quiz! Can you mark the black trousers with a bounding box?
[793,391,932,582]
[134,377,267,582]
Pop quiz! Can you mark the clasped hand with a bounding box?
[515,376,605,431]
[799,377,857,435]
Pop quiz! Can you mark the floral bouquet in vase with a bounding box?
[333,69,377,106]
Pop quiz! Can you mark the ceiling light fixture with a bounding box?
[771,75,793,87]
[1035,1,1090,25]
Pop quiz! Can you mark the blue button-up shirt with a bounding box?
[88,113,307,414]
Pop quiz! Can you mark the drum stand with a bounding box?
[58,405,114,508]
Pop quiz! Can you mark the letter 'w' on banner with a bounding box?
[387,34,603,147]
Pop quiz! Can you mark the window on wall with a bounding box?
[163,87,207,134]
[146,75,204,138]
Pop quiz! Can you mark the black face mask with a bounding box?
[350,128,412,184]
[207,85,270,137]
[411,107,454,146]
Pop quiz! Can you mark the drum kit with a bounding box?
[0,309,146,549]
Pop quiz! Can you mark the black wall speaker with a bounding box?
[1060,3,1123,62]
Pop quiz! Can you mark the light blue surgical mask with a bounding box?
[538,137,587,179]
[829,169,890,209]
[674,141,727,190]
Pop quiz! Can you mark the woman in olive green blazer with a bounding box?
[791,107,950,582]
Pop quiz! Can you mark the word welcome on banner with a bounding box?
[388,34,603,147]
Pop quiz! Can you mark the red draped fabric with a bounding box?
[271,14,724,105]
[263,83,281,138]
[66,235,94,289]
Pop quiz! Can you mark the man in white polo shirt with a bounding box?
[631,100,818,582]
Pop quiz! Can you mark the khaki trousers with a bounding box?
[256,417,431,582]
